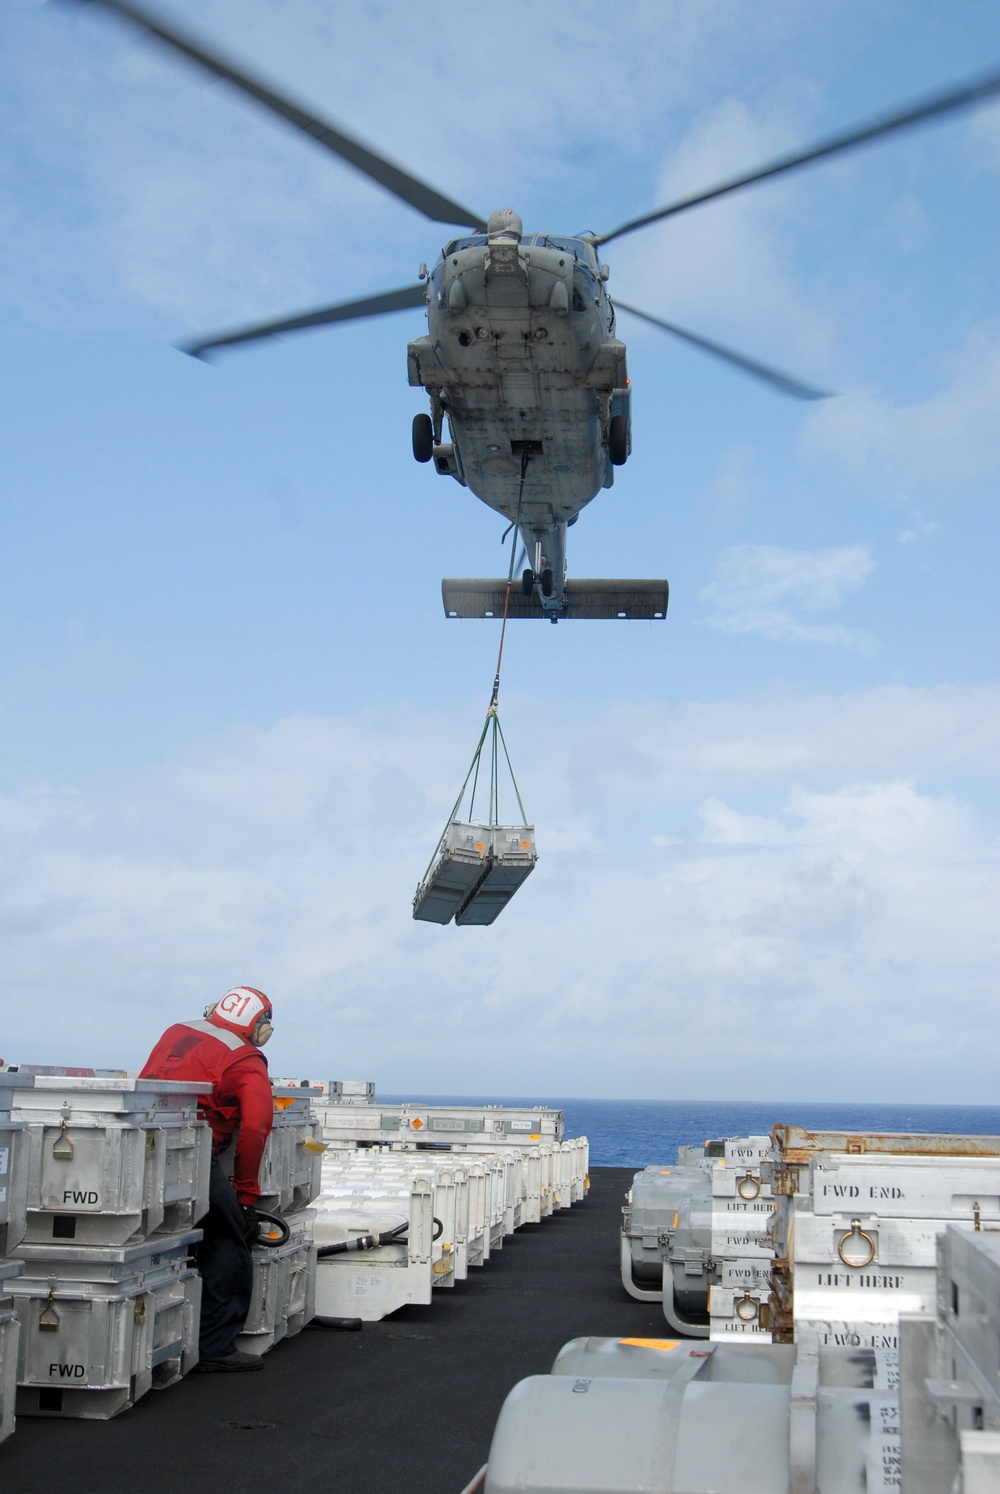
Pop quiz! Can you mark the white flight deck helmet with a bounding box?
[205,986,274,1046]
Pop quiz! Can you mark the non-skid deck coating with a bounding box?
[3,1167,671,1494]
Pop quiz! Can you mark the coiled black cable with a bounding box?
[316,1216,444,1258]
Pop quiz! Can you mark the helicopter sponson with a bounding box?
[409,210,641,618]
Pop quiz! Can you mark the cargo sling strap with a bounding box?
[419,457,531,889]
[412,456,537,926]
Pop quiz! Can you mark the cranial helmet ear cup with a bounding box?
[253,1018,274,1046]
[204,1002,217,1019]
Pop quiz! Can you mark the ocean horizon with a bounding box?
[381,1095,1000,1169]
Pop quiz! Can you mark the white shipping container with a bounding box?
[313,1173,439,1321]
[710,1166,773,1199]
[795,1319,903,1351]
[793,1209,957,1269]
[809,1155,1000,1222]
[793,1264,938,1326]
[723,1137,773,1168]
[7,1077,212,1248]
[10,1251,201,1418]
[720,1259,774,1290]
[708,1283,772,1340]
[0,1124,26,1256]
[236,1210,316,1355]
[1,1261,23,1448]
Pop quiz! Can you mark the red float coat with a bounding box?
[141,1019,273,1206]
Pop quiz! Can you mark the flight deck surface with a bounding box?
[3,1167,665,1494]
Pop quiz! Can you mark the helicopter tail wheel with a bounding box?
[608,414,629,466]
[540,568,554,599]
[521,568,534,598]
[411,412,434,463]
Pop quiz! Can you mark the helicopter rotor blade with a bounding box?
[182,283,428,360]
[595,65,1000,246]
[60,0,487,231]
[614,302,832,401]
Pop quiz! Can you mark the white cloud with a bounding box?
[612,97,836,368]
[700,542,875,646]
[1,685,998,1102]
[804,330,1000,493]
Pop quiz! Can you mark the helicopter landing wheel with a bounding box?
[608,414,629,466]
[412,412,433,463]
[540,568,554,599]
[521,568,534,598]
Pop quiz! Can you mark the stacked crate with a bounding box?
[228,1085,324,1356]
[767,1126,1000,1351]
[0,1071,210,1419]
[313,1157,446,1319]
[616,1136,781,1338]
[706,1135,775,1341]
[0,1261,22,1447]
[621,1162,708,1302]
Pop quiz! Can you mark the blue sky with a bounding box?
[1,0,998,1102]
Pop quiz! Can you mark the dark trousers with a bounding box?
[197,1158,255,1358]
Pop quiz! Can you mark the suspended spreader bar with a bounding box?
[442,579,669,620]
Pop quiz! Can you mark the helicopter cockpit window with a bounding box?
[572,265,598,312]
[444,235,488,254]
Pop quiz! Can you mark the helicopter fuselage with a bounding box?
[407,219,631,611]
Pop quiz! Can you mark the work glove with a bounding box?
[241,1204,259,1245]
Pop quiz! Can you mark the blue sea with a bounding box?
[382,1096,1000,1169]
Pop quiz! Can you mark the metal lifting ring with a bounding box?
[837,1218,876,1269]
[737,1173,760,1200]
[734,1293,759,1322]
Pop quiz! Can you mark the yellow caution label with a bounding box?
[617,1339,681,1351]
[530,1133,541,1140]
[273,1096,297,1110]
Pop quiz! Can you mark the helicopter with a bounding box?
[64,0,1000,621]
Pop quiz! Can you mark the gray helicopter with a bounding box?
[65,0,1000,620]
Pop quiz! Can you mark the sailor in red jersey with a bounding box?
[141,986,275,1372]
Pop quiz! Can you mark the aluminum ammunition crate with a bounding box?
[0,1122,26,1256]
[4,1075,211,1247]
[236,1209,315,1355]
[413,820,493,923]
[621,1165,706,1299]
[10,1233,201,1418]
[314,1172,441,1319]
[454,826,536,925]
[793,1263,939,1327]
[413,821,536,926]
[708,1283,772,1339]
[1,1260,23,1447]
[808,1155,1000,1222]
[11,1228,203,1286]
[244,1086,325,1214]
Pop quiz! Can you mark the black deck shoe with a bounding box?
[192,1350,265,1373]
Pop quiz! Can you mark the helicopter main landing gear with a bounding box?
[521,568,534,597]
[608,414,629,466]
[412,412,433,463]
